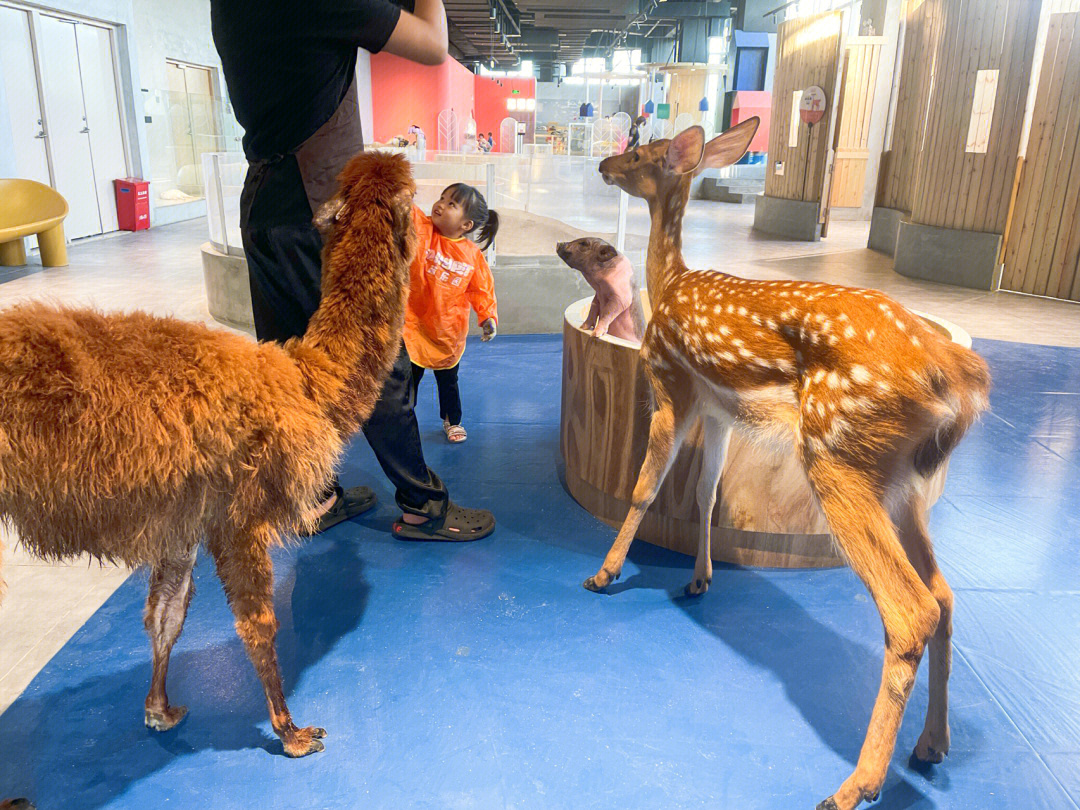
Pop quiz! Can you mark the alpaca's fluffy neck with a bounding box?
[291,220,406,437]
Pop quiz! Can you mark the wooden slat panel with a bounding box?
[879,0,946,212]
[764,11,845,203]
[1001,12,1080,301]
[910,0,1041,233]
[1002,15,1072,292]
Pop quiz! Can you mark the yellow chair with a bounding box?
[0,178,69,267]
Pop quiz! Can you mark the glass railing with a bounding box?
[144,89,243,208]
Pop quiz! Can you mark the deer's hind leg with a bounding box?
[686,413,733,596]
[584,369,697,593]
[807,455,940,810]
[894,492,953,764]
[144,543,199,731]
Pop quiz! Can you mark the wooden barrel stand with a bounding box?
[560,297,963,569]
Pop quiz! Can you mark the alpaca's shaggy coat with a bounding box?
[0,151,417,757]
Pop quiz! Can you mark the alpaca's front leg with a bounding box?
[210,525,326,757]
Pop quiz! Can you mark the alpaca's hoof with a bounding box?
[913,743,946,764]
[145,704,188,732]
[283,726,327,757]
[685,576,711,596]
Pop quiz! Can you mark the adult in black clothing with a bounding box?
[212,0,495,540]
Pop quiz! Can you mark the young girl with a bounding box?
[405,183,499,443]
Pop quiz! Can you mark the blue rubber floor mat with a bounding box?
[1,335,1078,809]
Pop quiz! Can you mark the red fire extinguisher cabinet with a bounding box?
[114,178,150,231]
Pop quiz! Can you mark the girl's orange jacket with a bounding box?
[403,206,498,370]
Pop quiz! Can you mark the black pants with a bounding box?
[410,362,462,426]
[240,158,449,519]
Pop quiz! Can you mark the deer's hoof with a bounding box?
[583,576,606,592]
[685,577,711,596]
[815,799,840,810]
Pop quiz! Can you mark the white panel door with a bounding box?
[38,15,101,239]
[0,5,51,185]
[75,21,127,233]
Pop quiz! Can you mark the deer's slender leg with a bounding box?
[894,493,953,764]
[144,544,199,731]
[584,396,695,592]
[686,414,733,596]
[209,522,326,757]
[808,456,940,810]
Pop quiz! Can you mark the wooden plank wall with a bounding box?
[877,0,947,212]
[763,11,844,202]
[830,36,886,208]
[908,0,1041,234]
[1001,12,1080,300]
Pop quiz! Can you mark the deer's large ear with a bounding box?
[663,126,706,175]
[698,117,760,174]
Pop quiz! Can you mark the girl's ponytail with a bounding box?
[476,209,499,251]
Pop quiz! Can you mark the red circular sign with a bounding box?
[799,86,827,125]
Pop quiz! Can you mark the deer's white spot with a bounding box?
[850,365,871,384]
[826,371,842,389]
[866,328,876,341]
[719,351,737,363]
[813,369,827,384]
[844,325,856,339]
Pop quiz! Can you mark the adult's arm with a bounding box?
[383,0,448,65]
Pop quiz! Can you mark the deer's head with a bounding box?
[598,117,760,205]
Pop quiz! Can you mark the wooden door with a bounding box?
[829,36,886,209]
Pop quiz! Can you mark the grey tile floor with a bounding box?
[1,199,1078,715]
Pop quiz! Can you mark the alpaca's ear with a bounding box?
[313,196,346,235]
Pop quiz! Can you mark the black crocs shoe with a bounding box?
[392,502,495,541]
[299,485,377,536]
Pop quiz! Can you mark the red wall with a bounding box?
[370,53,535,151]
[369,53,476,145]
[474,76,536,151]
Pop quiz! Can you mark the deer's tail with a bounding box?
[914,342,991,477]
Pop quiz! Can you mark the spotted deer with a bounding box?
[589,120,991,810]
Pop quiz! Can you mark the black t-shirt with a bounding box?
[211,0,402,161]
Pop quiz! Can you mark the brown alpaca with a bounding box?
[0,151,416,758]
